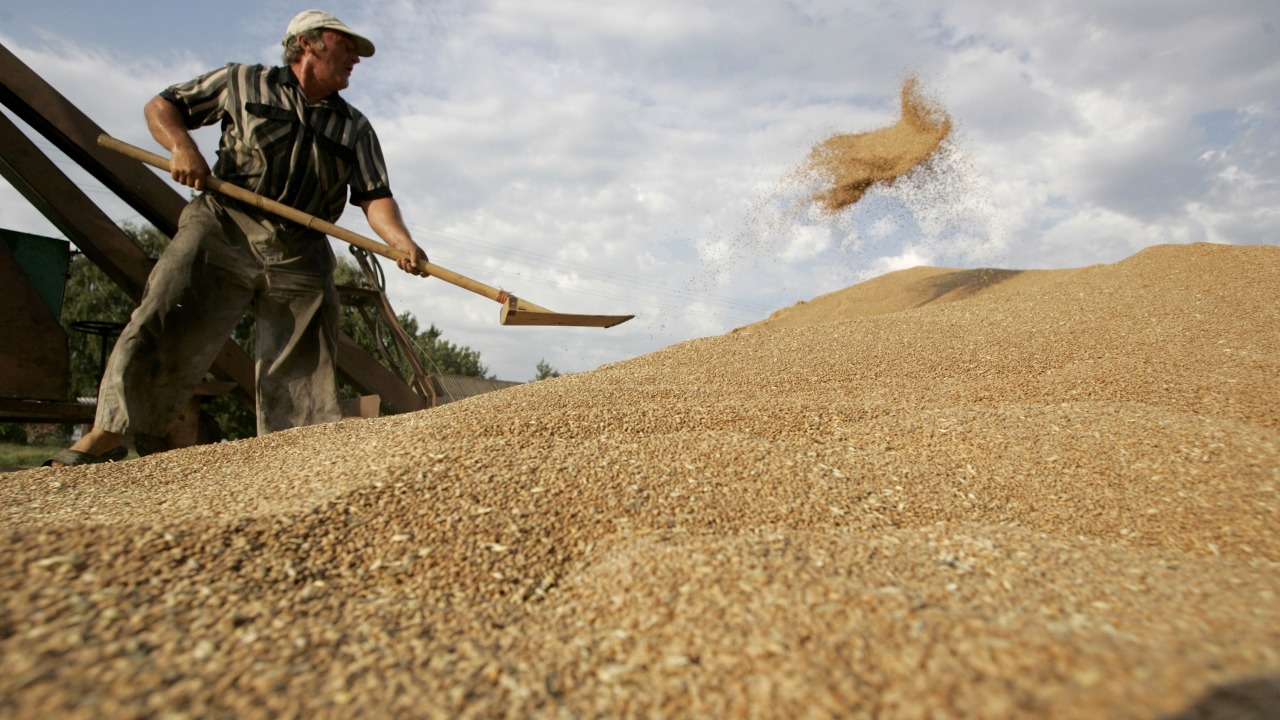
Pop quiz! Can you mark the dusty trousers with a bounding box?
[95,193,342,438]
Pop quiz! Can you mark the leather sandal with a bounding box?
[42,446,129,467]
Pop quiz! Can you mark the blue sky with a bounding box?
[3,0,1278,381]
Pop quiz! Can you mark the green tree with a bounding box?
[0,423,27,444]
[414,321,490,377]
[336,248,491,379]
[534,359,561,380]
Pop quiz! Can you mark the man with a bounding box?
[46,10,427,467]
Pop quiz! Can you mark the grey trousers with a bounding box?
[95,194,342,437]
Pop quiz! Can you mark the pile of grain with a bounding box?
[2,241,1277,718]
[806,77,952,213]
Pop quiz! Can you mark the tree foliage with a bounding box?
[334,251,491,379]
[58,223,489,441]
[534,359,561,381]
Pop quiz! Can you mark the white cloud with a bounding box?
[779,225,833,263]
[868,246,935,278]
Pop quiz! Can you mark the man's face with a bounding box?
[308,30,360,93]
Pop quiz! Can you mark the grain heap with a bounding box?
[806,77,952,213]
[2,242,1278,718]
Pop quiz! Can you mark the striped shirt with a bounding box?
[160,63,392,223]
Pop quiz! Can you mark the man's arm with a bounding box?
[144,95,211,191]
[360,196,429,277]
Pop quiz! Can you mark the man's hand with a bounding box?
[362,196,430,277]
[169,144,211,191]
[395,241,430,277]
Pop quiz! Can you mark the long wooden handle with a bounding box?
[97,134,552,313]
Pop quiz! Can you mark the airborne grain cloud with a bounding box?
[806,78,953,213]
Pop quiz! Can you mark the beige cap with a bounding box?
[284,10,375,57]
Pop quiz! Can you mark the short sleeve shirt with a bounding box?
[159,63,392,223]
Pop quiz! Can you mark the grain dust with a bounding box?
[806,77,952,213]
[2,241,1278,718]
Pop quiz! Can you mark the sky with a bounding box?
[2,0,1278,382]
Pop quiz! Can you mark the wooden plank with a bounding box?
[0,42,185,236]
[336,334,429,415]
[340,395,381,419]
[0,113,152,298]
[0,398,96,423]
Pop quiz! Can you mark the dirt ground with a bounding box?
[2,241,1277,718]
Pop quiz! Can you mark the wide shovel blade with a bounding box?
[500,301,631,328]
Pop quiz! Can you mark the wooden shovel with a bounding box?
[98,135,634,329]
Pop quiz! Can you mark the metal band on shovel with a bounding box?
[98,135,634,329]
